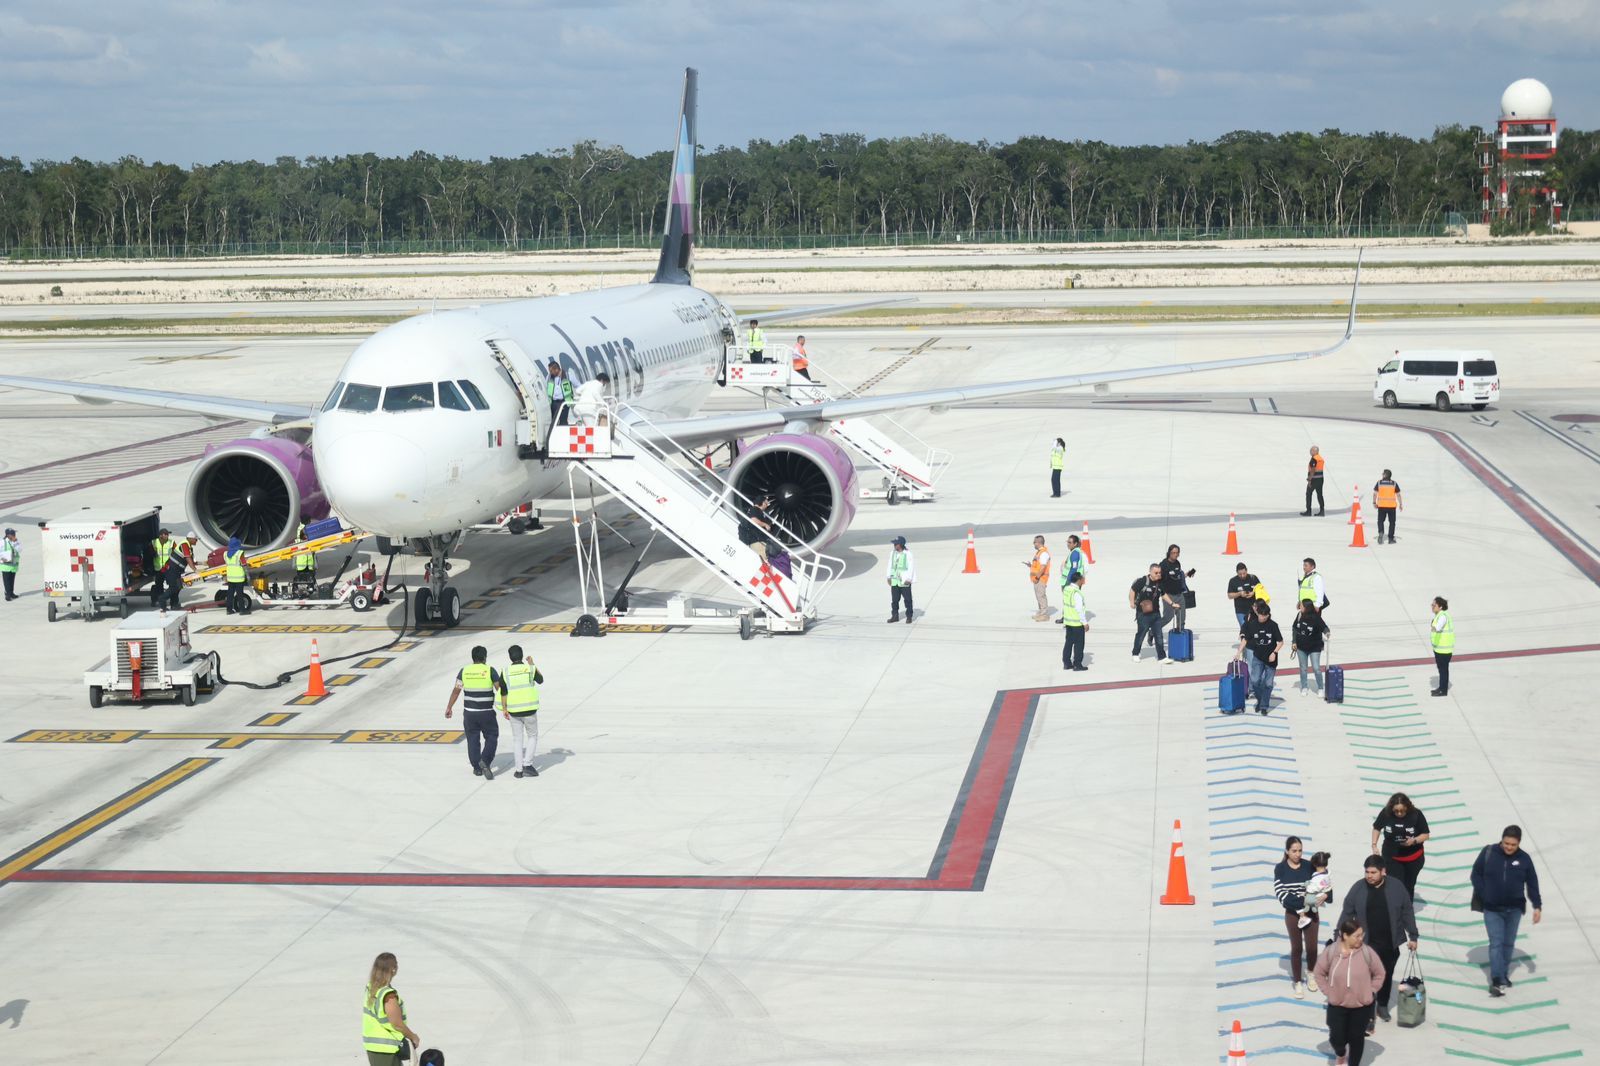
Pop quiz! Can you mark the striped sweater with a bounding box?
[1273,858,1313,912]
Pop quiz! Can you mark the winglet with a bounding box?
[652,68,697,286]
[1344,248,1363,339]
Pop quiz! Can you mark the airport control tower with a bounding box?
[1479,78,1561,227]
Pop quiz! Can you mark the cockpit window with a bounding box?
[321,381,345,412]
[437,380,470,411]
[382,383,435,411]
[457,379,489,411]
[338,383,381,412]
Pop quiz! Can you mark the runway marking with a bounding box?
[203,624,361,634]
[0,758,218,885]
[8,729,462,749]
[248,712,297,727]
[14,642,1600,898]
[10,729,143,744]
[324,673,361,687]
[285,693,331,707]
[354,657,393,670]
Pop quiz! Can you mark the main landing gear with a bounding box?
[414,533,464,628]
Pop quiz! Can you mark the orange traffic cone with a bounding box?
[304,637,328,697]
[961,529,981,574]
[1159,819,1195,905]
[1222,512,1241,555]
[1348,484,1362,525]
[1350,520,1367,549]
[1080,521,1095,564]
[1227,1019,1247,1065]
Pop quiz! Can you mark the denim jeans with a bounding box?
[1246,654,1276,710]
[1133,611,1165,658]
[1296,649,1323,690]
[1483,907,1523,984]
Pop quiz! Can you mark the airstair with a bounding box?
[548,402,842,638]
[723,342,952,503]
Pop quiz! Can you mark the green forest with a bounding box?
[3,125,1597,257]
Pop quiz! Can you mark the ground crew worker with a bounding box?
[293,534,317,583]
[1063,534,1087,583]
[1049,437,1065,498]
[1374,469,1402,544]
[445,645,505,778]
[0,528,19,601]
[545,359,574,440]
[1026,535,1052,621]
[1061,570,1089,671]
[149,528,174,604]
[791,335,813,381]
[1430,596,1453,697]
[1299,558,1328,613]
[503,644,545,779]
[746,319,766,363]
[886,535,915,623]
[363,952,421,1065]
[1302,445,1326,516]
[223,536,248,614]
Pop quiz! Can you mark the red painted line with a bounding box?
[12,869,944,891]
[0,420,244,482]
[934,690,1031,887]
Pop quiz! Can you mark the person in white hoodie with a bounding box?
[886,536,915,624]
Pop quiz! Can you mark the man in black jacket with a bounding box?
[1471,825,1543,997]
[1339,855,1420,1032]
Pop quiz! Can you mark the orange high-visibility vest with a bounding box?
[792,347,809,372]
[1375,480,1399,507]
[1310,455,1326,476]
[1029,548,1050,583]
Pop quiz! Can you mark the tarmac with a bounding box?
[1,268,1599,1063]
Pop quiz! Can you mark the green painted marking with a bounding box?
[1422,915,1499,928]
[1366,789,1461,799]
[1432,846,1489,857]
[1361,775,1454,786]
[1432,831,1480,841]
[1423,952,1535,970]
[1428,974,1548,990]
[1345,718,1427,728]
[1341,703,1421,711]
[1351,742,1439,752]
[1428,933,1526,948]
[1418,881,1472,892]
[1443,1049,1583,1065]
[1432,816,1475,825]
[1438,1022,1571,1039]
[1355,753,1443,762]
[1348,732,1434,741]
[1357,764,1448,774]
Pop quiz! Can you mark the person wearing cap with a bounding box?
[572,371,610,426]
[0,528,19,601]
[746,319,766,363]
[886,536,915,623]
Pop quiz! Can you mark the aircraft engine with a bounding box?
[728,433,858,549]
[184,436,329,552]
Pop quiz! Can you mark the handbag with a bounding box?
[1182,590,1197,609]
[1470,844,1492,912]
[1396,951,1426,1028]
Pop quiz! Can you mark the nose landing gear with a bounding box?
[415,533,465,628]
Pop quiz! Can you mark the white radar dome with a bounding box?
[1501,78,1554,120]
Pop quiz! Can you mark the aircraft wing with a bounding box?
[0,374,313,424]
[645,255,1363,449]
[735,297,913,325]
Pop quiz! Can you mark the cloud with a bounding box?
[246,39,309,80]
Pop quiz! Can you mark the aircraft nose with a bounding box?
[318,430,427,532]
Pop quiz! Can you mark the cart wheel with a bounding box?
[887,487,901,506]
[739,615,754,641]
[572,613,601,637]
[46,601,57,623]
[181,684,196,707]
[508,516,530,535]
[213,590,227,604]
[235,594,253,616]
[119,599,132,619]
[89,685,103,709]
[351,590,373,612]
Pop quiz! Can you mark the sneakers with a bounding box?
[1431,689,1447,697]
[514,769,524,779]
[1072,665,1088,672]
[1160,657,1176,664]
[887,615,900,623]
[1300,510,1312,516]
[1257,704,1270,715]
[1489,984,1505,997]
[481,761,495,781]
[473,765,484,777]
[1131,655,1143,663]
[1293,980,1305,999]
[525,765,540,777]
[1307,975,1318,993]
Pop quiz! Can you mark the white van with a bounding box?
[1373,350,1500,411]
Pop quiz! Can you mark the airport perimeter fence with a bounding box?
[2,222,1466,262]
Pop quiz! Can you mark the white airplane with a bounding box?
[0,69,1360,628]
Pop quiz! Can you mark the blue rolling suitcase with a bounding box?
[1169,627,1194,662]
[1324,664,1345,704]
[1219,660,1247,713]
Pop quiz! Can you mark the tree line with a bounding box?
[2,125,1597,256]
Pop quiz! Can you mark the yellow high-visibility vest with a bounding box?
[223,550,246,583]
[362,984,405,1055]
[1431,611,1455,655]
[504,662,540,714]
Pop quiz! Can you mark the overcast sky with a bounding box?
[1,1,1594,166]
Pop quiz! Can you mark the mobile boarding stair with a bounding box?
[549,402,843,639]
[724,342,952,504]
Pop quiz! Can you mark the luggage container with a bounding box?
[39,507,164,623]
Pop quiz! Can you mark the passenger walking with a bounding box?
[1430,596,1454,697]
[1299,558,1328,612]
[1129,563,1175,663]
[1337,855,1420,1031]
[791,335,813,381]
[1292,598,1330,695]
[738,497,776,561]
[1371,792,1430,899]
[1470,825,1542,997]
[1060,571,1088,671]
[1273,836,1328,999]
[1158,543,1196,632]
[1227,562,1259,629]
[1049,437,1065,498]
[223,536,248,614]
[502,645,545,779]
[1302,445,1327,516]
[445,645,506,778]
[1235,601,1284,714]
[1373,469,1402,543]
[1313,917,1386,1066]
[363,952,421,1065]
[745,319,766,363]
[1,527,20,601]
[1026,536,1052,621]
[886,536,915,623]
[572,371,610,426]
